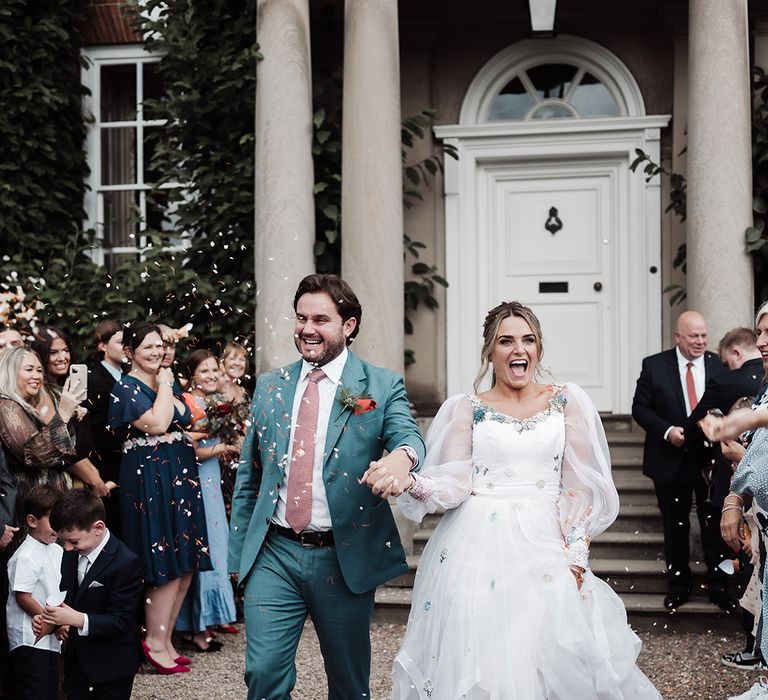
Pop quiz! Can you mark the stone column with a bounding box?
[686,0,753,340]
[254,0,315,373]
[341,0,404,374]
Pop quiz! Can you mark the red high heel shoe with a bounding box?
[174,655,193,666]
[215,624,239,634]
[141,640,190,675]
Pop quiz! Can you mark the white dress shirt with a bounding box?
[77,529,111,637]
[272,348,350,531]
[6,536,63,652]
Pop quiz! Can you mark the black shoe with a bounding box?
[721,651,760,670]
[178,636,224,653]
[664,592,689,609]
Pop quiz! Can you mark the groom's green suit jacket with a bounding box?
[228,351,426,594]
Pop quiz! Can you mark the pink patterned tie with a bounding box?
[286,368,325,533]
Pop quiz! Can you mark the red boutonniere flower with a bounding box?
[354,398,377,415]
[338,387,377,417]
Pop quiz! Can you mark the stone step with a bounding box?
[589,530,664,559]
[606,504,662,532]
[591,558,705,593]
[373,586,738,630]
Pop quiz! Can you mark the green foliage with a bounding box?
[0,0,98,345]
[747,67,768,302]
[630,66,768,307]
[312,71,343,275]
[123,0,260,348]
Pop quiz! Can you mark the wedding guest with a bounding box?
[176,350,237,652]
[29,327,110,498]
[6,484,63,700]
[41,489,144,700]
[0,348,84,548]
[218,341,249,404]
[218,341,251,514]
[108,321,211,675]
[0,448,17,700]
[0,326,24,353]
[0,449,17,551]
[632,311,727,609]
[80,320,124,535]
[699,302,768,699]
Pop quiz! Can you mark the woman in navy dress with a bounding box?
[109,321,211,675]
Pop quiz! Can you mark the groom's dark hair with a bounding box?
[294,274,362,345]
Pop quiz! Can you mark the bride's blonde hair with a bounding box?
[473,301,544,393]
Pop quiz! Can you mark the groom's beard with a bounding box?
[295,331,346,367]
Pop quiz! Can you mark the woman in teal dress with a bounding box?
[175,349,237,652]
[109,321,211,675]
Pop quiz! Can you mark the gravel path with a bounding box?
[132,623,758,699]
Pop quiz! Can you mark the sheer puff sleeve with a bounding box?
[559,382,619,569]
[395,394,474,523]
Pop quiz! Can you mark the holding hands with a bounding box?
[360,449,414,499]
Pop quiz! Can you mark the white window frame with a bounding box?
[82,44,177,266]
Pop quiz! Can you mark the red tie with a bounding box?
[685,361,698,413]
[286,368,325,533]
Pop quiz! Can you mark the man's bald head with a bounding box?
[675,311,708,360]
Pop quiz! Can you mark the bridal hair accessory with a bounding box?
[337,386,377,416]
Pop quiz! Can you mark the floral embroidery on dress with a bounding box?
[467,385,567,433]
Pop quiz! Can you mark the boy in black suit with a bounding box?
[35,489,144,700]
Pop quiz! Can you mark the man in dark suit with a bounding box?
[38,489,144,700]
[632,311,727,609]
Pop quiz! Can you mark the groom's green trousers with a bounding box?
[243,530,376,700]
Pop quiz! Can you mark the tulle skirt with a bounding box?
[391,492,661,700]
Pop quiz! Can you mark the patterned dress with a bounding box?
[109,377,211,586]
[0,396,73,550]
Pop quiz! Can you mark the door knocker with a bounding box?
[545,207,563,235]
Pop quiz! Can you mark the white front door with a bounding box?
[483,158,617,409]
[436,117,669,414]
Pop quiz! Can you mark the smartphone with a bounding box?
[69,364,88,394]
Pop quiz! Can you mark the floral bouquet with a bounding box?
[204,392,250,446]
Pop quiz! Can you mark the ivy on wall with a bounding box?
[0,0,98,346]
[1,0,451,367]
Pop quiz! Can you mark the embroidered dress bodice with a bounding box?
[468,391,566,499]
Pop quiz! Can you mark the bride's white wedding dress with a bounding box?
[391,383,661,700]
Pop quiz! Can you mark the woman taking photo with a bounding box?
[0,347,84,546]
[30,326,111,497]
[176,350,237,651]
[109,321,211,675]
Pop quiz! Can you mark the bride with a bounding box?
[388,301,661,699]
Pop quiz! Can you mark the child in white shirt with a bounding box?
[6,484,64,700]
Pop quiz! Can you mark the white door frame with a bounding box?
[435,116,670,413]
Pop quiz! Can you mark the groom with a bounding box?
[229,274,426,699]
